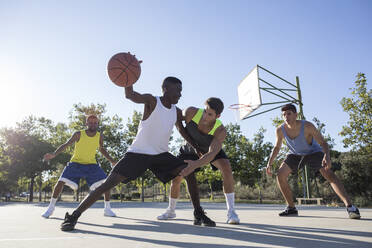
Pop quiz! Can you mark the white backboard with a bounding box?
[237,65,262,120]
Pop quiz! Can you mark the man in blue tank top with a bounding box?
[266,104,360,219]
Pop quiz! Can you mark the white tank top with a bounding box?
[127,96,177,155]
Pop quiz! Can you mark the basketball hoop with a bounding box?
[229,104,253,121]
[229,104,253,110]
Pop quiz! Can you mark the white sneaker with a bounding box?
[227,210,240,224]
[157,209,176,220]
[104,208,116,217]
[41,206,55,218]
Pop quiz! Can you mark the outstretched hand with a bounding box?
[266,165,273,176]
[322,155,332,170]
[43,153,55,162]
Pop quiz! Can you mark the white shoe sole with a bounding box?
[349,213,361,219]
[41,209,54,218]
[104,210,116,217]
[104,214,116,217]
[227,219,240,224]
[157,213,176,220]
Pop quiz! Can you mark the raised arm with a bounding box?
[266,127,284,176]
[98,135,117,166]
[125,85,157,120]
[125,85,155,105]
[43,131,80,161]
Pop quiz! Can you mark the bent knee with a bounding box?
[320,169,337,182]
[277,163,292,179]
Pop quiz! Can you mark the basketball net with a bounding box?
[229,104,253,122]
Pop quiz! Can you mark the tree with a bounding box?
[122,110,142,147]
[340,73,372,154]
[0,142,17,195]
[312,117,335,149]
[0,126,55,201]
[224,124,273,188]
[15,116,72,201]
[336,151,372,204]
[195,166,222,200]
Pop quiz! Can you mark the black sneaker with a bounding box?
[61,212,79,231]
[194,208,216,227]
[347,205,361,219]
[279,206,298,216]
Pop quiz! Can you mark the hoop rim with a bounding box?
[228,103,252,110]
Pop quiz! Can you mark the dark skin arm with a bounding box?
[125,85,156,120]
[43,131,80,161]
[175,107,203,155]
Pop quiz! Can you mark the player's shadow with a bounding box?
[289,215,372,221]
[71,216,372,248]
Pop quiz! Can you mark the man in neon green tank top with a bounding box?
[157,97,240,225]
[41,115,117,218]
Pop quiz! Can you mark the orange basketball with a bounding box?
[107,52,141,87]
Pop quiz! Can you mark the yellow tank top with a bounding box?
[70,130,100,164]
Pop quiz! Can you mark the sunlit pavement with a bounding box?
[1,202,371,248]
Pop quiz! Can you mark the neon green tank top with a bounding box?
[70,130,100,164]
[182,108,222,154]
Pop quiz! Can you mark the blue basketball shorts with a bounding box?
[59,162,107,190]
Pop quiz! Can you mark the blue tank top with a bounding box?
[282,120,322,155]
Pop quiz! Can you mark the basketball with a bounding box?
[107,52,142,87]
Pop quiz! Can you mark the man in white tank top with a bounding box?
[266,104,360,219]
[60,76,191,231]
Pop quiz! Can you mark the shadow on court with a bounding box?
[1,202,371,248]
[64,215,372,248]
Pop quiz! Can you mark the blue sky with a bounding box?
[0,0,371,152]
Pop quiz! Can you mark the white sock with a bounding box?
[49,198,57,208]
[224,193,235,213]
[104,201,111,209]
[168,197,178,211]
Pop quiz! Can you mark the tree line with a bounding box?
[0,73,370,206]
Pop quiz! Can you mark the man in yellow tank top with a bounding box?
[41,115,117,218]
